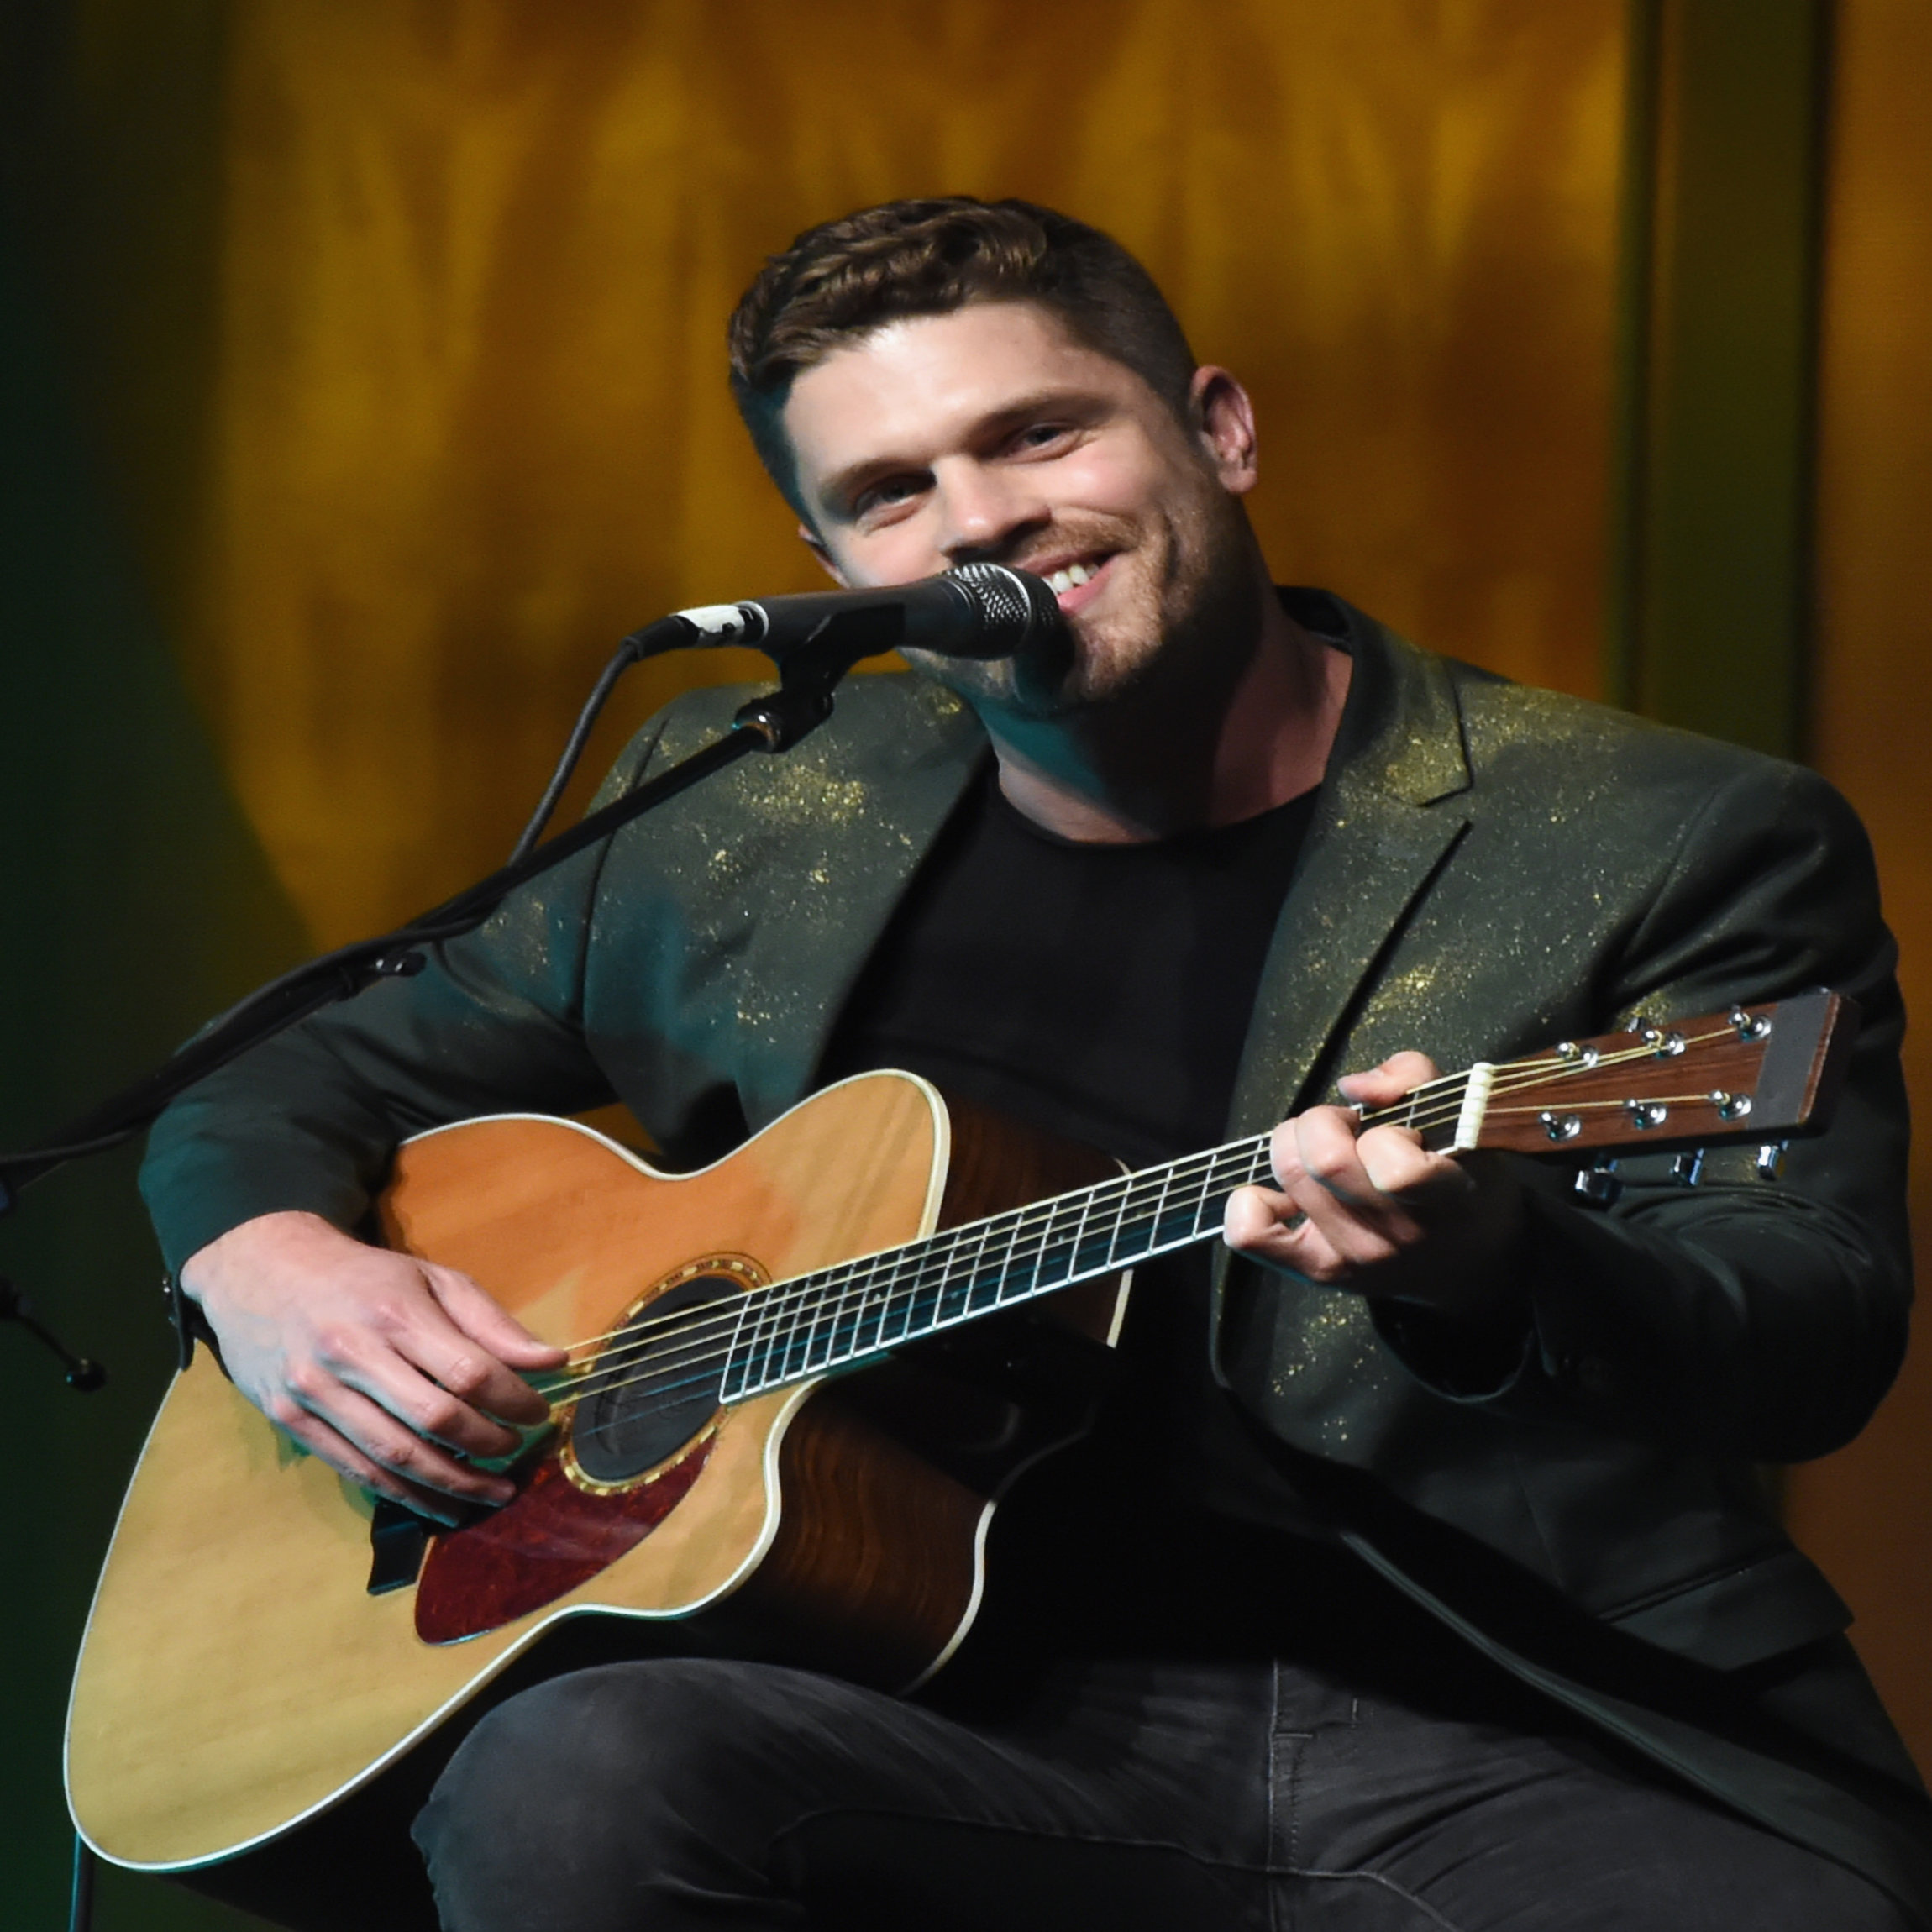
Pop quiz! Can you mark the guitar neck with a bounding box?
[717,988,1851,1405]
[718,1131,1273,1402]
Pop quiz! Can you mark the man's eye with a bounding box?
[1013,423,1072,452]
[854,475,923,518]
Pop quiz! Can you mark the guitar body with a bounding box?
[66,1072,1126,1877]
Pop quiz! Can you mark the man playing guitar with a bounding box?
[144,198,1930,1929]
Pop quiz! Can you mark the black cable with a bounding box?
[507,640,640,866]
[507,612,702,864]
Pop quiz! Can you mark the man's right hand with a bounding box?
[180,1211,569,1525]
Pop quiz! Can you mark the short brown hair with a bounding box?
[727,197,1199,512]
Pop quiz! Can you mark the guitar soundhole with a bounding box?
[565,1270,748,1488]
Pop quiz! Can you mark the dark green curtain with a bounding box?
[0,10,307,1920]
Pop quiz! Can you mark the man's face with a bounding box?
[780,301,1262,716]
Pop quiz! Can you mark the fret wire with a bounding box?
[783,1255,818,1383]
[804,1257,847,1373]
[1189,1147,1219,1238]
[865,1247,901,1355]
[832,1251,878,1366]
[829,1248,885,1370]
[1009,1192,1061,1304]
[1058,1188,1097,1295]
[987,1203,1021,1311]
[748,1274,780,1391]
[720,1294,750,1401]
[829,1254,865,1368]
[826,1252,869,1368]
[885,1243,921,1349]
[958,1213,1001,1320]
[787,1259,823,1377]
[936,1219,979,1329]
[727,1270,778,1399]
[734,1274,771,1396]
[1103,1163,1141,1269]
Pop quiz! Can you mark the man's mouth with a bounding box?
[1034,554,1116,614]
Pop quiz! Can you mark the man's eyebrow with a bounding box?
[816,452,922,516]
[816,387,1112,513]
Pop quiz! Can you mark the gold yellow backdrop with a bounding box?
[188,0,1625,942]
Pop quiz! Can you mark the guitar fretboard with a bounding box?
[718,1132,1278,1402]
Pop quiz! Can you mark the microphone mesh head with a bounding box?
[944,562,1065,654]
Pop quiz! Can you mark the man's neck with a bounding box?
[981,591,1352,845]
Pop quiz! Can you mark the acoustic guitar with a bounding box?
[66,990,1851,1879]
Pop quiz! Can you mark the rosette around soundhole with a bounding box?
[563,1256,764,1491]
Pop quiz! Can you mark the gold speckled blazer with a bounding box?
[142,595,1931,1916]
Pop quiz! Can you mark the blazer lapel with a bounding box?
[1227,608,1475,1137]
[730,676,988,1123]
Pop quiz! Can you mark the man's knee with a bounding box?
[415,1658,799,1929]
[442,1657,759,1797]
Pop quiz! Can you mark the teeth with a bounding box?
[1043,562,1096,596]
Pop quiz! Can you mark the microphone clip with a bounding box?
[732,604,901,751]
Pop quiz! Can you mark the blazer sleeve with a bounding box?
[1373,759,1912,1464]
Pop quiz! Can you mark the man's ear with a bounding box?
[1189,366,1259,496]
[798,522,850,586]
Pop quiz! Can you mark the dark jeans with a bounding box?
[413,1652,1907,1930]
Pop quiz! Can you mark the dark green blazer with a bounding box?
[143,596,1932,1917]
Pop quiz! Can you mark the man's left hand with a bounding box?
[1223,1052,1527,1320]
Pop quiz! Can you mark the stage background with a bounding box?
[1,3,1925,1923]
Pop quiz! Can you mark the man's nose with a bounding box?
[934,463,1050,563]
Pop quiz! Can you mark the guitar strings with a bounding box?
[561,1158,1724,1454]
[555,1027,1722,1379]
[533,1026,1744,1432]
[533,1130,1273,1394]
[543,1027,1740,1432]
[552,1058,1739,1446]
[537,1037,1632,1370]
[537,1141,1271,1433]
[535,1027,1742,1431]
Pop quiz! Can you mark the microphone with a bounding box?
[669,562,1064,660]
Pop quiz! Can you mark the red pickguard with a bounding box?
[415,1434,714,1642]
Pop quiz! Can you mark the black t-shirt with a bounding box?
[820,765,1317,1171]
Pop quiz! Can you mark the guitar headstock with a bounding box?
[1395,988,1857,1157]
